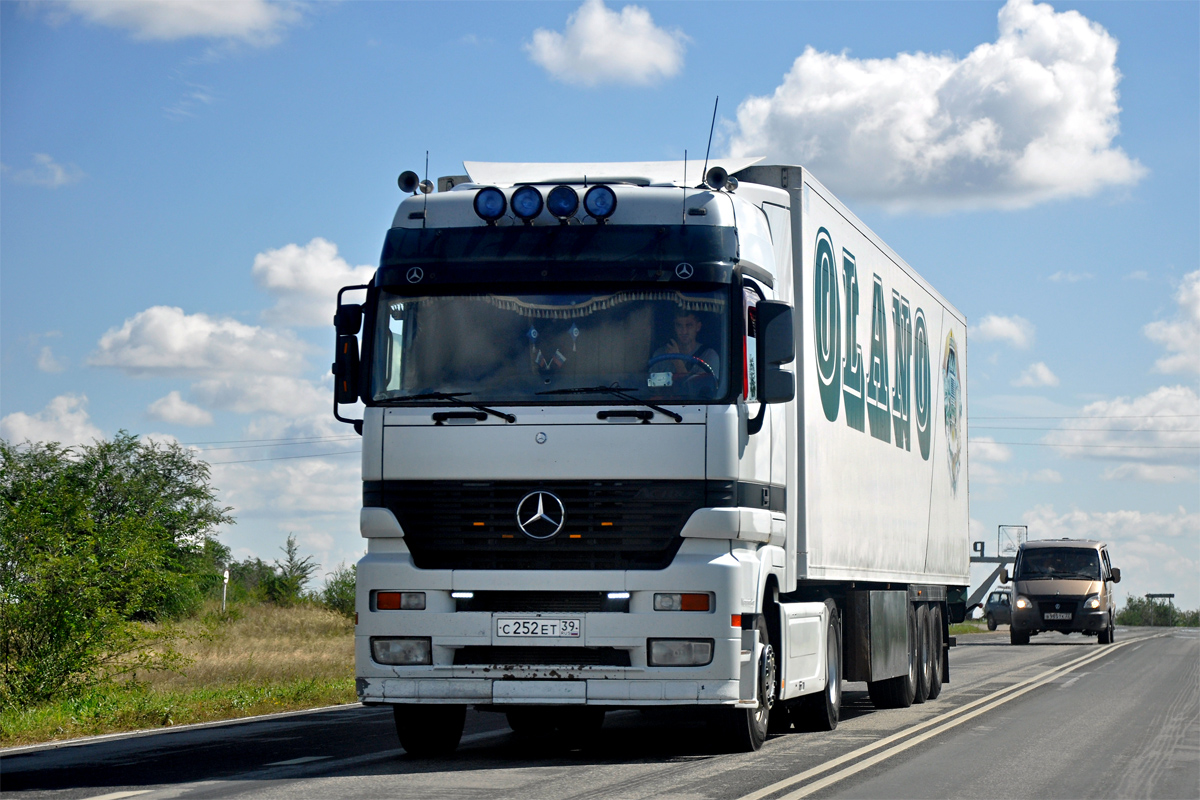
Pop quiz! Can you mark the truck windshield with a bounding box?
[370,287,732,405]
[1015,549,1101,580]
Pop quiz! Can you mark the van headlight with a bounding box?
[371,637,431,665]
[1015,596,1033,610]
[1084,595,1102,610]
[648,639,713,666]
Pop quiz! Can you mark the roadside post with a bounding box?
[222,568,230,612]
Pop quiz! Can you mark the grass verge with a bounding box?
[949,619,991,635]
[1,602,356,748]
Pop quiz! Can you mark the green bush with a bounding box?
[1116,595,1199,627]
[321,563,356,618]
[0,434,232,707]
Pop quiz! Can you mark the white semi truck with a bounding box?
[334,159,970,755]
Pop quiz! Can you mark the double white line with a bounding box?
[738,634,1156,800]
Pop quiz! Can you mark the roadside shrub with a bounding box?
[321,563,357,617]
[0,434,232,707]
[1116,595,1199,627]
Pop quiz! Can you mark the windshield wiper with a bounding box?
[536,385,683,423]
[384,391,515,423]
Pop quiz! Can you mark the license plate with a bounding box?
[495,617,582,638]
[1043,612,1072,620]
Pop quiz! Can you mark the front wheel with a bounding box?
[393,704,466,757]
[713,616,776,752]
[1098,616,1114,644]
[1010,628,1031,646]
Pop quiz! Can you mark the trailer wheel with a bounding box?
[914,604,932,704]
[867,603,918,709]
[795,600,842,731]
[927,605,944,700]
[714,616,776,752]
[393,704,465,757]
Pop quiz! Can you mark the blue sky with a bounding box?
[3,0,1197,607]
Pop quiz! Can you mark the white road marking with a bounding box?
[738,633,1166,800]
[80,792,152,800]
[263,756,330,766]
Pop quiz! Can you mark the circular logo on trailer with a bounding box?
[675,263,694,279]
[534,432,547,444]
[406,267,424,284]
[516,491,566,540]
[943,329,962,495]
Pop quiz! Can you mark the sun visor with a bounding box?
[463,158,765,188]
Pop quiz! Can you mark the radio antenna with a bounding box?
[700,95,715,187]
[421,150,430,229]
[682,149,687,224]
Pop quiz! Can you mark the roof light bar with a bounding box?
[511,186,544,221]
[547,185,580,221]
[583,185,617,222]
[473,187,507,224]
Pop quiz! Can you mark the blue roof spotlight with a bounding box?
[583,185,617,222]
[473,187,507,224]
[511,186,544,223]
[547,185,580,222]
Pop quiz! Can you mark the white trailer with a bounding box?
[334,160,970,755]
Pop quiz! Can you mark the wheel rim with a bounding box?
[756,644,776,726]
[827,628,840,708]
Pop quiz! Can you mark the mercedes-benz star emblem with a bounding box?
[675,262,694,279]
[406,267,424,284]
[516,491,565,540]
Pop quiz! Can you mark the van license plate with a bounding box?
[1043,612,1072,620]
[496,618,581,638]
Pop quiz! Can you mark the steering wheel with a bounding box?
[647,353,717,379]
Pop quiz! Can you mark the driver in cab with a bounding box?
[653,309,720,387]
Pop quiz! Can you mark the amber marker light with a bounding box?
[731,614,742,628]
[473,522,485,527]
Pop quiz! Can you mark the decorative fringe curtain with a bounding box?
[391,291,725,320]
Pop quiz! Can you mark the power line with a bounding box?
[969,440,1200,450]
[208,450,361,465]
[972,425,1199,433]
[195,437,360,452]
[181,434,358,446]
[971,414,1199,420]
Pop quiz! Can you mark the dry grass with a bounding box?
[144,602,354,690]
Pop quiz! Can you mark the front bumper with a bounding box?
[1012,607,1108,634]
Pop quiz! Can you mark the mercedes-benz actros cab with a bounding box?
[334,158,971,755]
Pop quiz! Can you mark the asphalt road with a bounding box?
[3,627,1196,800]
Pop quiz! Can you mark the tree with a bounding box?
[321,563,357,617]
[263,535,319,607]
[0,434,232,706]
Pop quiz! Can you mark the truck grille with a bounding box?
[366,480,713,570]
[453,646,631,667]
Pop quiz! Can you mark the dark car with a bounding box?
[983,590,1011,630]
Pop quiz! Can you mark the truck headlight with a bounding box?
[1015,596,1032,610]
[371,637,431,665]
[648,639,713,666]
[1084,595,1102,610]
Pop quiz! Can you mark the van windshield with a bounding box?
[369,287,732,405]
[1015,548,1101,581]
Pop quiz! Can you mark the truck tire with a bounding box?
[913,604,932,704]
[868,603,918,709]
[1098,615,1114,644]
[393,704,465,757]
[1010,628,1030,645]
[927,604,944,700]
[795,600,842,731]
[714,616,776,752]
[986,613,997,631]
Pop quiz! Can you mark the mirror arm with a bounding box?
[747,402,767,435]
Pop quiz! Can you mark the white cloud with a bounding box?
[37,346,66,373]
[729,0,1145,211]
[1013,361,1059,387]
[147,391,214,427]
[1022,504,1200,607]
[526,0,687,87]
[971,436,1013,463]
[0,393,103,447]
[1048,271,1092,283]
[971,314,1035,349]
[1101,463,1198,484]
[252,238,374,327]
[210,455,360,515]
[7,153,85,188]
[1144,269,1200,375]
[53,0,299,45]
[1125,270,1149,281]
[191,375,327,417]
[1043,385,1200,464]
[89,306,308,377]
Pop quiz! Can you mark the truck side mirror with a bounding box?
[999,568,1010,584]
[1110,567,1120,583]
[335,303,363,336]
[756,301,795,404]
[334,335,360,405]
